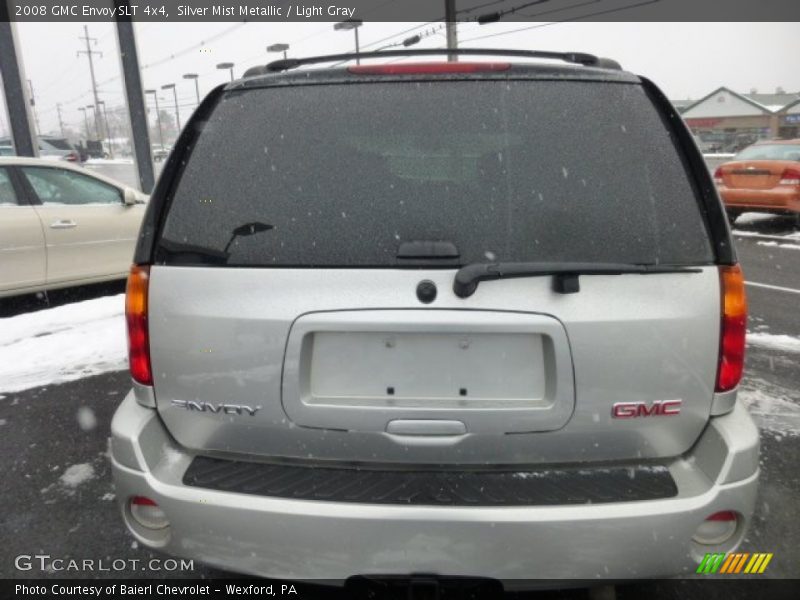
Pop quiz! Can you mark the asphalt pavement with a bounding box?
[0,215,798,598]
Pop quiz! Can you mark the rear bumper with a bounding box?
[720,186,800,213]
[110,392,759,582]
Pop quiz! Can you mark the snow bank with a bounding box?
[747,332,800,354]
[84,158,134,165]
[740,379,800,437]
[734,213,786,226]
[0,294,127,393]
[756,241,800,250]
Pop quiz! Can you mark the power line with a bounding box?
[515,0,602,18]
[459,0,661,43]
[456,0,511,14]
[470,0,553,24]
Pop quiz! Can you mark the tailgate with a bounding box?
[149,266,721,465]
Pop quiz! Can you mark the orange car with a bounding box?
[714,139,800,222]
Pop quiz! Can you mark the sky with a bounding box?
[1,20,799,136]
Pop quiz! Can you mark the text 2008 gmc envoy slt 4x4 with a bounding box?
[110,49,758,584]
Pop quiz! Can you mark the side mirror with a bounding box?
[123,188,144,205]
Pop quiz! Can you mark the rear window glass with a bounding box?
[158,80,713,267]
[42,138,73,151]
[735,144,800,161]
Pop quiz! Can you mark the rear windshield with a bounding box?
[43,138,73,150]
[158,80,713,267]
[735,144,800,161]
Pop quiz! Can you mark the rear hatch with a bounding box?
[146,70,720,465]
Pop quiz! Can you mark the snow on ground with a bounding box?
[59,463,96,488]
[756,241,800,250]
[734,212,786,226]
[0,294,127,393]
[747,332,800,354]
[84,158,134,165]
[740,378,800,438]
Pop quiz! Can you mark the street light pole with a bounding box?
[97,100,113,158]
[183,73,200,105]
[216,62,235,81]
[267,43,290,60]
[85,104,96,138]
[145,89,164,149]
[162,83,180,132]
[56,103,66,138]
[334,20,363,65]
[78,107,90,140]
[444,0,458,62]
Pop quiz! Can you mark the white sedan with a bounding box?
[0,157,148,298]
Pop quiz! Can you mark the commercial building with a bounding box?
[675,87,800,152]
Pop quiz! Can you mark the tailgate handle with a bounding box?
[386,420,467,436]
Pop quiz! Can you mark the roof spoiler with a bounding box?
[242,48,622,77]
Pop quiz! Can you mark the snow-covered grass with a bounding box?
[747,332,800,354]
[0,294,127,393]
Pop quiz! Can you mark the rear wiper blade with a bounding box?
[157,238,230,264]
[453,262,703,298]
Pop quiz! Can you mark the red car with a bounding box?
[715,139,800,223]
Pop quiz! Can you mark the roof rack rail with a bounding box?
[242,48,621,77]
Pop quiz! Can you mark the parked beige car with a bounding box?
[0,157,147,298]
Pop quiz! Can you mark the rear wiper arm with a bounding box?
[453,262,703,298]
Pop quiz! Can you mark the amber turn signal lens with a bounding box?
[716,265,747,392]
[126,265,152,386]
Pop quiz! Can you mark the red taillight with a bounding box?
[716,265,747,392]
[713,166,724,186]
[693,511,739,545]
[348,62,511,75]
[707,511,737,522]
[126,265,152,386]
[131,495,157,507]
[778,167,800,186]
[129,495,169,530]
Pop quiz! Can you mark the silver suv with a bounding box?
[110,49,758,585]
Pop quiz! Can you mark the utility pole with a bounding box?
[445,0,458,62]
[78,25,103,142]
[27,79,41,135]
[114,0,155,193]
[56,103,66,137]
[98,100,114,157]
[78,107,90,139]
[145,90,164,149]
[0,20,37,156]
